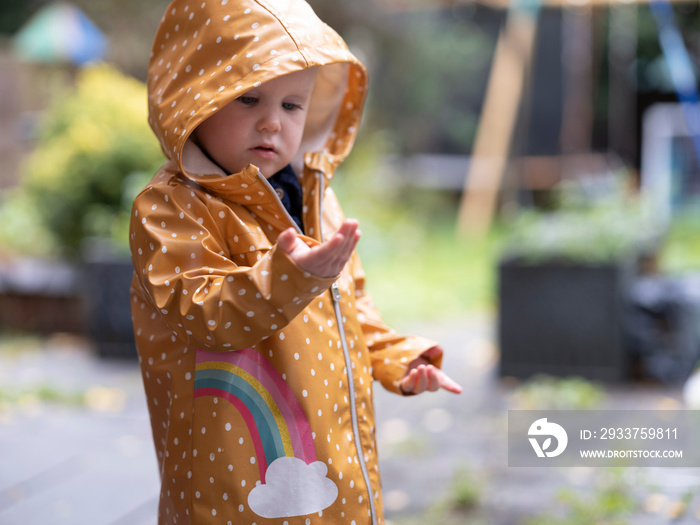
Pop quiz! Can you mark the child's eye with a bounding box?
[282,102,301,111]
[238,96,257,105]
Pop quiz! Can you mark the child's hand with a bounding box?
[400,347,463,395]
[277,219,361,278]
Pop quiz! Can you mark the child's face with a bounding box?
[194,68,318,177]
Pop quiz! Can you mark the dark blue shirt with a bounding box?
[267,164,304,233]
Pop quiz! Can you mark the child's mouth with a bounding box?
[252,146,276,158]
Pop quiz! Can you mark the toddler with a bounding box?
[130,0,461,523]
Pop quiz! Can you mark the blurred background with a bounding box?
[1,0,700,523]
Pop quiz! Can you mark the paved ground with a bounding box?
[1,318,700,525]
[0,334,158,525]
[375,320,700,525]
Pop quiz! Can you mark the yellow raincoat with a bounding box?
[130,0,442,523]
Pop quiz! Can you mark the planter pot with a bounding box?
[81,259,137,359]
[498,258,635,382]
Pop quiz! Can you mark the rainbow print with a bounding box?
[194,348,317,482]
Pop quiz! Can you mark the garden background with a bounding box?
[1,0,700,523]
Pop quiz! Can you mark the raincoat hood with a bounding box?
[147,0,368,180]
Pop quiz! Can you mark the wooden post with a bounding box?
[457,5,540,236]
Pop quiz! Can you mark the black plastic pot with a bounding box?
[498,258,635,382]
[81,259,137,359]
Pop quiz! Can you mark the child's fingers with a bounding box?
[426,367,441,392]
[322,221,360,270]
[335,228,360,265]
[413,365,428,393]
[438,373,463,394]
[404,365,462,395]
[333,220,358,251]
[401,358,464,396]
[318,237,349,274]
[277,228,298,254]
[339,218,359,235]
[400,368,418,394]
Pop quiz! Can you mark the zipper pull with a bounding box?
[331,281,342,302]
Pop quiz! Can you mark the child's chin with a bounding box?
[258,162,287,178]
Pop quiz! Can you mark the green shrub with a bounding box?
[510,375,606,410]
[524,468,636,525]
[0,187,59,258]
[19,63,163,259]
[501,175,663,265]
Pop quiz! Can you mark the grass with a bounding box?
[523,468,637,525]
[509,375,607,410]
[387,464,486,525]
[0,334,127,413]
[354,218,501,326]
[0,335,87,408]
[0,384,85,406]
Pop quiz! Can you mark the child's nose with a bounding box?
[257,109,281,133]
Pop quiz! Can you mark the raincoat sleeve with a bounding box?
[350,251,443,395]
[130,183,338,351]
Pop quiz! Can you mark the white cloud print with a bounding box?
[248,457,339,518]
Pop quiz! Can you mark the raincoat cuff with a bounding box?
[371,336,442,396]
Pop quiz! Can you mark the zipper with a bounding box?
[333,295,378,525]
[319,174,378,525]
[331,281,342,301]
[261,166,377,523]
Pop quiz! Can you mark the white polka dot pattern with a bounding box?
[132,0,441,523]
